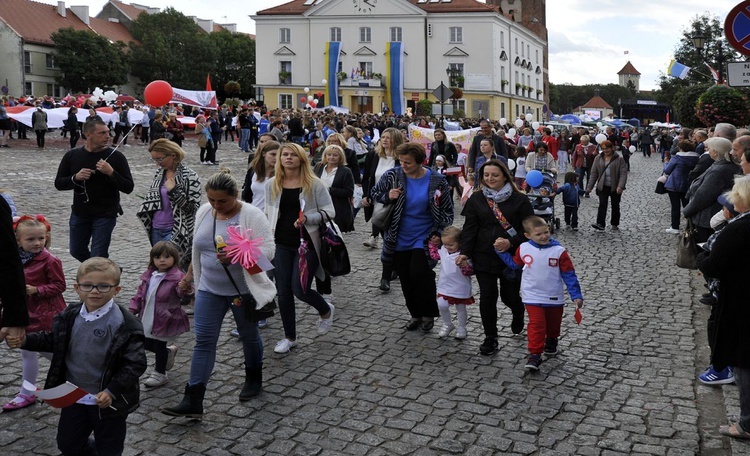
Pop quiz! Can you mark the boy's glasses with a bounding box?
[77,284,115,293]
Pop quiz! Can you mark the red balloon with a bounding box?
[309,101,317,108]
[144,80,173,106]
[300,97,306,103]
[317,92,323,99]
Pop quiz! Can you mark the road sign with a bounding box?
[725,1,750,56]
[726,61,750,86]
[432,83,453,103]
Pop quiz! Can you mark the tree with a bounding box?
[625,80,637,98]
[208,31,256,100]
[549,83,634,116]
[696,85,750,127]
[129,8,217,92]
[51,28,129,92]
[673,82,711,127]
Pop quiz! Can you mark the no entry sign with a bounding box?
[725,1,750,55]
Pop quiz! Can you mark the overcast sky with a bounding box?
[43,0,742,90]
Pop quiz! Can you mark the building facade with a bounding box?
[253,0,547,120]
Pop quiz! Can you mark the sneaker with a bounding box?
[230,328,240,338]
[258,319,268,328]
[166,345,178,371]
[317,304,335,335]
[274,338,297,354]
[525,354,543,371]
[591,223,605,231]
[455,326,467,339]
[321,294,333,305]
[2,393,36,411]
[700,294,717,305]
[611,225,619,231]
[572,227,579,231]
[363,235,378,249]
[479,337,498,356]
[438,324,455,338]
[665,228,680,235]
[144,372,169,388]
[699,366,735,385]
[544,337,559,356]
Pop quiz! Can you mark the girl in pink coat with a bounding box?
[3,215,66,411]
[129,241,191,388]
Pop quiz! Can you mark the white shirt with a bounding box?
[375,156,396,183]
[79,299,115,322]
[321,166,338,187]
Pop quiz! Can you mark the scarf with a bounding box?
[18,248,38,265]
[482,183,513,203]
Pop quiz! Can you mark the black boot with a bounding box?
[162,383,205,419]
[239,367,262,402]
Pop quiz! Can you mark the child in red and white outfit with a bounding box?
[494,215,583,371]
[428,226,474,339]
[3,214,66,411]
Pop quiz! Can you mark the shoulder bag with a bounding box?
[676,219,698,269]
[318,210,351,276]
[655,174,668,194]
[486,199,521,281]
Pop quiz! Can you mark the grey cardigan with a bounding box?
[683,159,741,229]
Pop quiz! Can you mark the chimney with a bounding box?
[196,19,214,33]
[57,1,66,18]
[70,5,90,25]
[220,23,237,33]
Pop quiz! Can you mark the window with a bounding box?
[279,28,290,43]
[455,99,466,113]
[501,102,506,119]
[46,54,59,69]
[501,31,505,48]
[449,27,462,43]
[514,38,518,54]
[337,62,343,73]
[360,27,371,43]
[25,82,32,95]
[515,104,520,117]
[448,63,464,88]
[358,62,373,79]
[279,61,292,84]
[535,49,539,64]
[390,27,402,42]
[24,51,31,74]
[527,44,530,58]
[521,41,524,57]
[330,27,341,42]
[279,94,292,109]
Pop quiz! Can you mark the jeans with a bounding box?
[564,205,578,228]
[392,249,438,319]
[596,186,622,227]
[667,191,687,230]
[577,167,591,190]
[189,290,263,386]
[150,227,173,245]
[557,150,568,174]
[57,403,126,456]
[475,269,524,339]
[240,128,250,152]
[69,213,117,262]
[273,244,331,341]
[735,367,750,433]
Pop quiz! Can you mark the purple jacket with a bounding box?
[129,266,190,338]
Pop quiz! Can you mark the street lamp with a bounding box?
[445,66,461,114]
[691,33,725,83]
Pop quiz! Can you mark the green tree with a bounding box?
[128,8,217,91]
[208,31,255,100]
[696,85,750,127]
[549,83,634,116]
[51,27,129,92]
[672,82,711,127]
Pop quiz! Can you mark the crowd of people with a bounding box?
[2,91,750,450]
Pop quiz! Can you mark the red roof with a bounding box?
[108,0,148,21]
[580,96,612,109]
[258,0,499,15]
[617,61,641,76]
[90,17,135,43]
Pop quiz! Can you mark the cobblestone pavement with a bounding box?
[1,133,749,455]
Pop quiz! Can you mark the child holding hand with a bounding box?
[554,171,585,231]
[428,226,474,339]
[494,216,583,371]
[3,215,66,411]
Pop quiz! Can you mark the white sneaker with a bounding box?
[438,324,455,338]
[665,228,680,235]
[455,327,467,339]
[318,304,335,335]
[363,236,377,249]
[274,338,297,354]
[144,372,168,388]
[166,345,178,371]
[321,294,333,305]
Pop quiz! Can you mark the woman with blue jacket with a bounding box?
[663,139,700,234]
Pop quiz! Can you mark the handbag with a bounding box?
[676,219,698,269]
[212,215,276,322]
[655,175,667,194]
[371,201,394,232]
[318,210,351,276]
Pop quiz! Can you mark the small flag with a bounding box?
[667,60,691,79]
[206,74,212,92]
[624,50,629,55]
[23,380,88,408]
[574,307,582,325]
[705,63,720,83]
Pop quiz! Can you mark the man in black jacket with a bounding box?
[467,120,508,174]
[0,197,28,343]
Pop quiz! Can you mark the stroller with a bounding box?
[526,171,561,233]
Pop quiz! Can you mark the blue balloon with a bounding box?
[526,170,544,188]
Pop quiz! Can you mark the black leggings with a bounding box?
[392,249,438,319]
[475,269,524,339]
[144,338,168,374]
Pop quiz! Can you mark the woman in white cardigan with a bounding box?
[163,170,275,419]
[265,143,336,354]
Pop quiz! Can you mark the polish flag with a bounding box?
[23,380,89,408]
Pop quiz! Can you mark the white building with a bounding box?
[252,0,547,120]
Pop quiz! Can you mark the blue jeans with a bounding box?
[189,290,263,386]
[240,128,251,152]
[150,227,173,245]
[69,213,117,262]
[273,244,331,341]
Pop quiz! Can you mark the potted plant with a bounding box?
[450,88,463,99]
[337,71,348,82]
[501,79,508,88]
[455,75,465,88]
[515,82,522,94]
[372,72,383,80]
[278,71,291,84]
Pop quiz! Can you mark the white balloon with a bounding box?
[508,128,517,137]
[499,118,507,126]
[525,113,533,122]
[103,90,117,102]
[308,95,314,101]
[321,79,327,84]
[313,98,319,104]
[629,145,636,153]
[515,118,524,128]
[507,158,516,171]
[304,87,310,93]
[579,114,586,120]
[532,122,540,130]
[595,133,607,144]
[596,122,603,128]
[306,103,312,108]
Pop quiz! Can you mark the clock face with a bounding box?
[354,0,376,13]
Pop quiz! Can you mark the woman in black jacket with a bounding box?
[314,145,355,232]
[428,129,458,168]
[65,107,80,149]
[456,159,533,356]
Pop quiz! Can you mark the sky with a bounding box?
[41,0,743,91]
